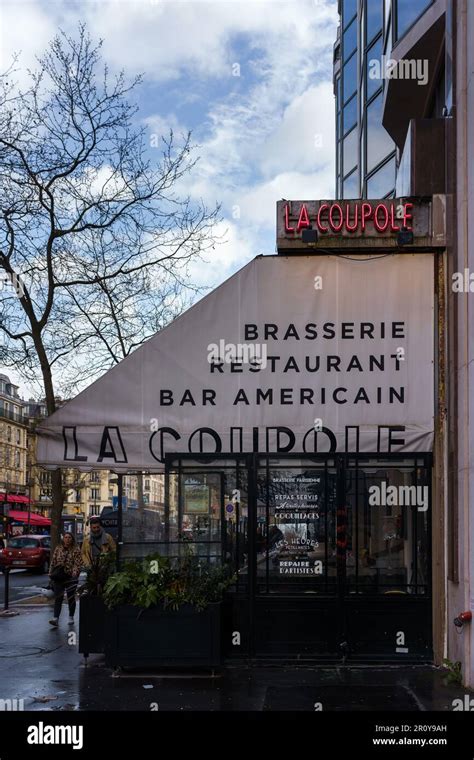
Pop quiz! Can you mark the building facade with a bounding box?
[334,0,474,686]
[0,374,28,503]
[2,376,166,527]
[334,0,435,200]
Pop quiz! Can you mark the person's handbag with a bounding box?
[49,565,69,582]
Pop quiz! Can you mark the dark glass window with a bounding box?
[343,18,357,60]
[384,13,392,55]
[366,37,383,100]
[342,0,357,28]
[366,0,382,44]
[367,156,396,198]
[359,129,365,191]
[396,0,432,40]
[343,127,358,176]
[366,93,394,172]
[7,538,38,549]
[343,52,357,103]
[343,94,357,134]
[343,169,359,199]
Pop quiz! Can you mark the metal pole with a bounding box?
[27,471,31,532]
[3,567,10,610]
[117,474,123,571]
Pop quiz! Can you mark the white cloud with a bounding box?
[0,1,56,88]
[2,0,338,287]
[186,219,256,287]
[81,0,337,83]
[259,83,335,178]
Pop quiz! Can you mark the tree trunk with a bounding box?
[49,470,63,551]
[33,331,63,552]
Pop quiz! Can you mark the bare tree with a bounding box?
[0,25,221,548]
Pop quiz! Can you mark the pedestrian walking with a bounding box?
[81,516,116,569]
[48,532,82,628]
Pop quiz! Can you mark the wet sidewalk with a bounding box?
[0,604,472,711]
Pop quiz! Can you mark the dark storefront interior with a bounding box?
[115,452,432,663]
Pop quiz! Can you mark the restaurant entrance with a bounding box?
[165,452,432,662]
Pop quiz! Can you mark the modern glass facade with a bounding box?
[334,0,435,200]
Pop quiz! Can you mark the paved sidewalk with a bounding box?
[0,604,471,711]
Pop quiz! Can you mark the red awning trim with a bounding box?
[0,493,32,505]
[6,510,51,526]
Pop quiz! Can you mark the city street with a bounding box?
[0,604,472,712]
[0,569,49,605]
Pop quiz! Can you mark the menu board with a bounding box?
[267,472,324,576]
[271,473,321,521]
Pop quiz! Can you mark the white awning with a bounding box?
[37,254,434,471]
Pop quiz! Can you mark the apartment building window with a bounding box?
[15,450,20,469]
[145,479,150,491]
[366,0,382,45]
[342,0,357,28]
[7,426,11,442]
[366,36,383,100]
[89,471,101,483]
[343,17,357,59]
[16,429,21,445]
[366,93,395,173]
[343,52,357,104]
[343,169,359,199]
[343,126,358,178]
[343,93,357,134]
[90,488,100,501]
[89,504,100,516]
[395,0,433,42]
[367,156,396,198]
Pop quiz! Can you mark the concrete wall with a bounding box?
[447,0,474,688]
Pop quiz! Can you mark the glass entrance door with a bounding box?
[253,454,432,660]
[255,457,338,595]
[163,453,432,661]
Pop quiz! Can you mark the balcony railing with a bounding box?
[0,407,27,425]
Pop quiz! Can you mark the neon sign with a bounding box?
[283,200,413,235]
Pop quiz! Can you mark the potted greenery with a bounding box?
[78,554,115,657]
[102,551,235,670]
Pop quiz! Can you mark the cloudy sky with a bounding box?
[1,0,338,395]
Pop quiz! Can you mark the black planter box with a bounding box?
[79,595,108,656]
[104,602,221,669]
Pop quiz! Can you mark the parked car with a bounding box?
[0,534,51,573]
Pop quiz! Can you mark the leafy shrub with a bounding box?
[78,553,115,597]
[103,551,235,611]
[442,658,463,686]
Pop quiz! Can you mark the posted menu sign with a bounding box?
[270,472,324,576]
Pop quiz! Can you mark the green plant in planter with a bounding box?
[103,551,235,612]
[78,552,115,597]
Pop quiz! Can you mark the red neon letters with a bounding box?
[284,201,413,235]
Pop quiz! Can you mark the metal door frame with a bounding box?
[165,451,433,660]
